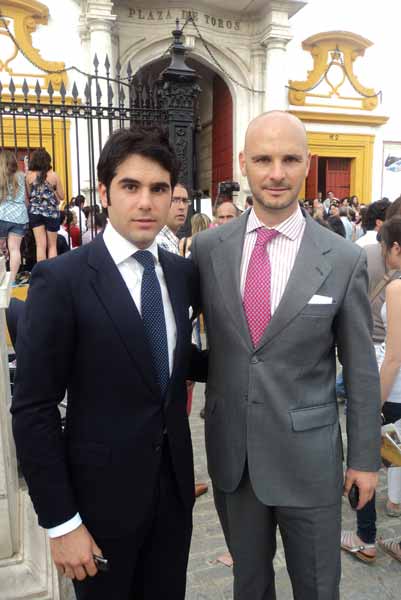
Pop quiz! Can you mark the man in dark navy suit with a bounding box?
[11,127,205,600]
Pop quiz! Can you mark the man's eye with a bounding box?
[153,186,167,193]
[256,157,270,163]
[124,184,137,191]
[284,156,300,163]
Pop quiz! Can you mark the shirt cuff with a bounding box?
[47,513,82,538]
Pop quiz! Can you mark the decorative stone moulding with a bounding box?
[0,0,67,91]
[288,31,380,111]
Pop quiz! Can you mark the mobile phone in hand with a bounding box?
[348,483,359,510]
[93,554,109,572]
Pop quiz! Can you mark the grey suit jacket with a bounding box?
[191,211,381,508]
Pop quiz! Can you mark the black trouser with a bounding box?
[357,401,401,544]
[73,441,192,600]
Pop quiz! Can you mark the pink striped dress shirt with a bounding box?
[240,205,306,316]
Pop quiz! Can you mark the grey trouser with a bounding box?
[213,467,341,600]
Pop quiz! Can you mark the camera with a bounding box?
[217,181,240,200]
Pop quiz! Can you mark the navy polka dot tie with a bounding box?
[134,250,170,397]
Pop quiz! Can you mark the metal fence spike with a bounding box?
[84,82,90,103]
[96,81,102,104]
[72,81,79,101]
[60,81,66,99]
[93,54,99,70]
[9,78,16,97]
[107,83,114,104]
[22,79,29,98]
[47,81,54,98]
[127,61,133,79]
[105,54,110,72]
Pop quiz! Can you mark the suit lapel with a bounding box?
[158,248,185,386]
[87,235,160,397]
[257,215,333,350]
[210,212,253,350]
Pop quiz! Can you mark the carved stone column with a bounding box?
[0,256,61,599]
[261,8,292,111]
[85,1,116,72]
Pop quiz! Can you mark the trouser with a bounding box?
[357,401,401,544]
[213,466,341,600]
[73,441,192,600]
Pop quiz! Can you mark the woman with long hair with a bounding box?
[377,216,401,562]
[0,151,28,283]
[342,215,401,563]
[179,212,211,257]
[26,148,65,261]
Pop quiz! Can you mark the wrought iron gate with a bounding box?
[0,22,200,237]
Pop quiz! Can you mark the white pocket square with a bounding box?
[308,294,333,305]
[188,307,193,319]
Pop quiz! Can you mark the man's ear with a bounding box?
[239,151,247,177]
[98,182,108,209]
[305,152,312,178]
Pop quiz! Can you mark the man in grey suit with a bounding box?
[191,111,381,600]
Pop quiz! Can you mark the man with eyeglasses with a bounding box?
[157,183,190,253]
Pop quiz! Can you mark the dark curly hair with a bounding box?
[28,148,52,184]
[97,126,180,205]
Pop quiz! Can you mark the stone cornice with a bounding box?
[261,24,293,48]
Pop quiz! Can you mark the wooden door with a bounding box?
[325,158,351,199]
[305,155,318,200]
[212,75,233,201]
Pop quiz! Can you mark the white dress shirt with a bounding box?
[156,226,180,254]
[240,205,306,315]
[48,222,177,538]
[355,229,379,248]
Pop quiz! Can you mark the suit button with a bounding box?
[153,441,162,452]
[251,356,259,364]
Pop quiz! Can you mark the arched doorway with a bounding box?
[134,57,234,201]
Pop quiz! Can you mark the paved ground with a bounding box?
[64,382,401,599]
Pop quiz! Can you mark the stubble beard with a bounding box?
[252,189,298,213]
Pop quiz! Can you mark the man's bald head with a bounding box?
[239,110,311,226]
[244,111,308,155]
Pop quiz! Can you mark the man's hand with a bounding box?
[343,468,379,510]
[50,524,102,581]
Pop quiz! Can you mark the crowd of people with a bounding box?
[0,148,107,284]
[2,110,401,600]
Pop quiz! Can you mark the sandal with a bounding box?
[386,501,401,517]
[378,537,401,563]
[341,530,376,563]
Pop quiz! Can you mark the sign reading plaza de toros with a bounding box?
[127,7,241,31]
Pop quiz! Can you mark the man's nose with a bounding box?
[269,160,285,181]
[137,188,152,208]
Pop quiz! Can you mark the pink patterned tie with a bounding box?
[243,227,279,347]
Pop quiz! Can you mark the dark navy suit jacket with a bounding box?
[11,234,205,538]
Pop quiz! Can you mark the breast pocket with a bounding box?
[300,303,337,318]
